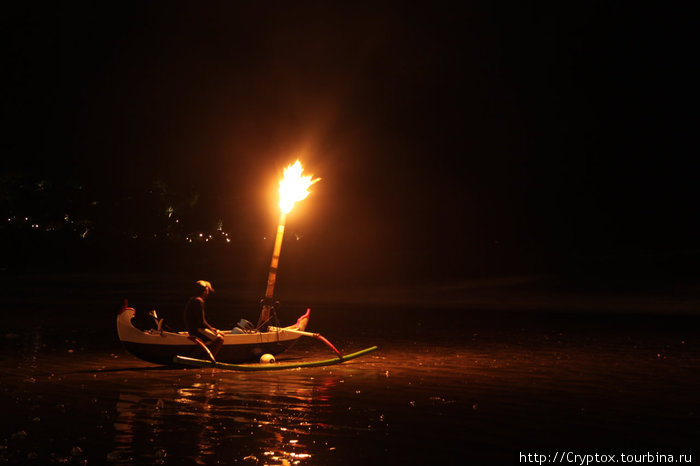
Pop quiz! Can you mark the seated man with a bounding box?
[184,280,224,360]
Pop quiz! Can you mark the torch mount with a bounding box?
[256,297,281,330]
[259,297,280,309]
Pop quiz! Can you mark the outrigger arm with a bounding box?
[277,327,344,359]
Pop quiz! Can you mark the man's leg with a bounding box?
[211,337,224,355]
[199,328,225,357]
[187,335,216,362]
[209,334,224,356]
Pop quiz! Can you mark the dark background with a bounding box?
[1,2,697,293]
[1,8,698,464]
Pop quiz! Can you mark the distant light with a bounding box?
[198,233,203,237]
[226,238,230,243]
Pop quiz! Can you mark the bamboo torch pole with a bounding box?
[257,212,287,327]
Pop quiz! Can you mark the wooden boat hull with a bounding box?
[117,305,310,365]
[121,338,301,365]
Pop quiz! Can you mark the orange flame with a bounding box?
[278,160,320,214]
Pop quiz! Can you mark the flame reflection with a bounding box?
[111,373,338,464]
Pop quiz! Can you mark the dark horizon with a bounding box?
[2,3,698,288]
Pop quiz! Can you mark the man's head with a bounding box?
[194,280,215,299]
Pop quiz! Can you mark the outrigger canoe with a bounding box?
[117,303,311,365]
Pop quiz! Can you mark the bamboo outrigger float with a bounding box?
[173,346,379,371]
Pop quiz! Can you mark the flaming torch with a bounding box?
[257,160,320,328]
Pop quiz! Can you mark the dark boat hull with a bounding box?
[122,339,299,365]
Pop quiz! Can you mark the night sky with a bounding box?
[2,3,697,286]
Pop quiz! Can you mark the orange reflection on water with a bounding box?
[109,371,328,465]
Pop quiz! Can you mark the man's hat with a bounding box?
[195,280,215,293]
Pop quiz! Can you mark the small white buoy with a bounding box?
[260,354,275,364]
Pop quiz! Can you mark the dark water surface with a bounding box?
[1,278,699,464]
